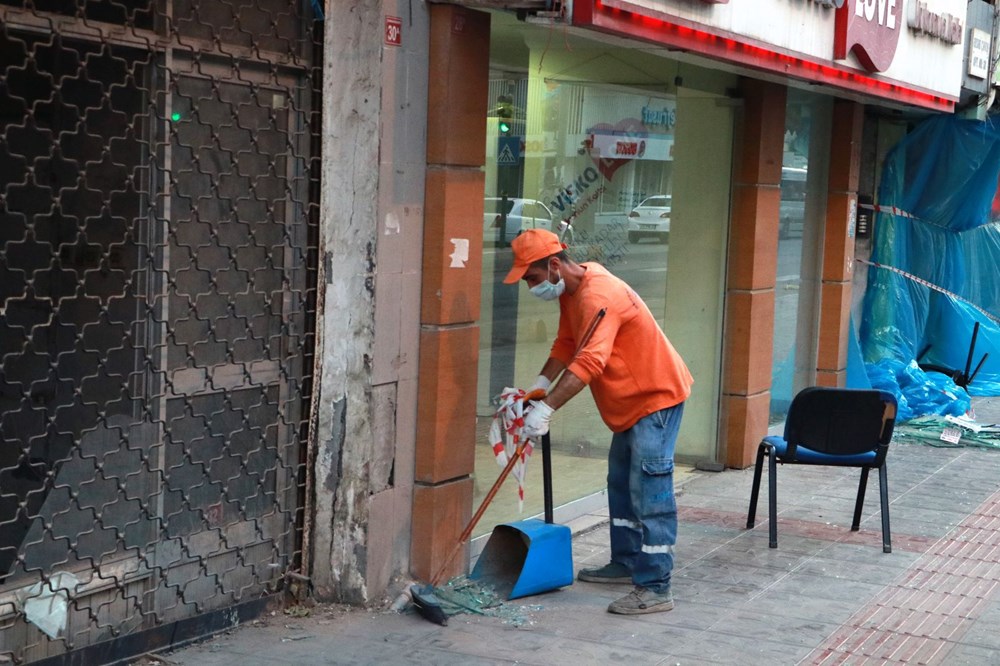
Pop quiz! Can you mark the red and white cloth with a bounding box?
[488,387,535,512]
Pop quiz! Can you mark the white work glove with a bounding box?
[529,375,551,393]
[522,400,555,438]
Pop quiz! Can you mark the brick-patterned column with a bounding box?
[816,100,864,388]
[721,80,785,469]
[411,5,490,582]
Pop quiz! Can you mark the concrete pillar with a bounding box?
[311,0,430,604]
[310,0,382,603]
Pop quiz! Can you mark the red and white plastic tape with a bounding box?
[857,258,1000,325]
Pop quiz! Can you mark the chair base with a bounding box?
[746,441,891,553]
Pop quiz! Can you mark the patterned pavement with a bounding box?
[161,397,1000,665]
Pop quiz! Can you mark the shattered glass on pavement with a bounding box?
[429,576,541,627]
[894,414,1000,448]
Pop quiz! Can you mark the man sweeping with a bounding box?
[504,229,693,615]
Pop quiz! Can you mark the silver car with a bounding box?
[627,195,671,243]
[779,167,806,239]
[483,198,555,246]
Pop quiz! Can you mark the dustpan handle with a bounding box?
[542,432,554,524]
[535,308,604,526]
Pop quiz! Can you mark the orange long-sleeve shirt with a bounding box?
[550,262,693,432]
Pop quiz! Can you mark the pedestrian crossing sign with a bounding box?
[497,137,519,165]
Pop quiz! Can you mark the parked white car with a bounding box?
[627,195,671,243]
[779,167,806,239]
[483,198,555,246]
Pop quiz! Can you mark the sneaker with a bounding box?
[607,586,674,615]
[577,561,631,584]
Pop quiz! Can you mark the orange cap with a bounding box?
[503,229,567,284]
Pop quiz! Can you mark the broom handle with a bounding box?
[429,437,529,586]
[522,308,606,403]
[577,308,606,358]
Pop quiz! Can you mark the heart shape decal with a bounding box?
[587,118,649,182]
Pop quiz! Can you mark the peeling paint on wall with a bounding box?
[370,383,398,494]
[449,238,469,267]
[385,210,401,234]
[324,397,346,493]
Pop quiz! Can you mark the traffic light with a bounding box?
[497,94,513,135]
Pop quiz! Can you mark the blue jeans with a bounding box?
[607,402,684,594]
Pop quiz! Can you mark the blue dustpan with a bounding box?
[471,517,573,599]
[470,433,574,600]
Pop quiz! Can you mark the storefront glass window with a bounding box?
[771,89,833,422]
[475,13,736,535]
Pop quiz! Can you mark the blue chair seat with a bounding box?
[763,436,878,466]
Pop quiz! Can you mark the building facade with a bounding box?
[0,0,987,662]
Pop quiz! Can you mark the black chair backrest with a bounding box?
[783,387,896,458]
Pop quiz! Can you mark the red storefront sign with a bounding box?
[572,0,955,112]
[834,0,903,72]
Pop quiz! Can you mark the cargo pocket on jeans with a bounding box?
[640,458,676,515]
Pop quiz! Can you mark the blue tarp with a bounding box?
[846,315,871,391]
[859,115,1000,421]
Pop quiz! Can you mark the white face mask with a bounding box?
[530,266,565,301]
